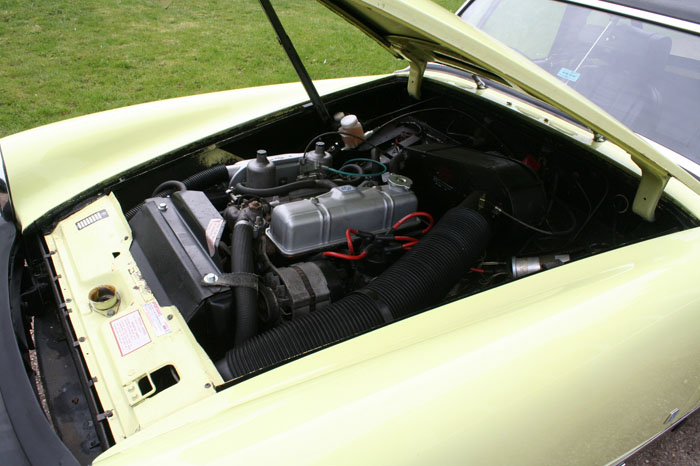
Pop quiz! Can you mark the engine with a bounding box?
[126,113,554,380]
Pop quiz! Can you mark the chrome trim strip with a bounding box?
[613,405,700,465]
[638,134,700,179]
[544,0,700,34]
[457,0,700,34]
[664,408,680,425]
[456,0,471,15]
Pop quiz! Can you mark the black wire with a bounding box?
[495,207,561,236]
[546,173,559,216]
[363,97,439,127]
[575,178,592,220]
[551,198,578,235]
[490,198,576,236]
[301,130,342,155]
[569,175,610,243]
[371,107,480,133]
[367,107,514,157]
[301,130,398,162]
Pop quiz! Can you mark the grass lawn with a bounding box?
[0,0,464,136]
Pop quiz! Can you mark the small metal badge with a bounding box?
[76,209,109,230]
[664,408,680,425]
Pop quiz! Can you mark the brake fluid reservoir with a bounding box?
[340,114,365,148]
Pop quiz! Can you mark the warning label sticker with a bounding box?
[110,311,151,356]
[143,301,171,337]
[205,218,223,256]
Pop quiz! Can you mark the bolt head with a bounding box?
[158,203,168,211]
[203,273,218,284]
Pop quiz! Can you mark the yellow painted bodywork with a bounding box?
[88,224,700,466]
[45,194,223,441]
[0,76,383,230]
[29,67,700,466]
[31,65,700,465]
[32,66,700,464]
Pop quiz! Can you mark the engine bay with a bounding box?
[121,90,692,378]
[30,78,698,454]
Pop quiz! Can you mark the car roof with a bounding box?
[603,0,700,25]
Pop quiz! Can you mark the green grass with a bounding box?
[0,0,464,136]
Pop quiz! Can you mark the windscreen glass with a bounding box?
[460,0,700,163]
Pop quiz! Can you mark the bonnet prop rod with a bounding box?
[258,0,332,126]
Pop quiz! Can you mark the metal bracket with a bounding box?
[95,410,113,421]
[407,60,427,100]
[201,272,259,291]
[632,165,669,222]
[472,73,487,90]
[124,376,154,407]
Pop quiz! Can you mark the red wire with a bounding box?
[393,235,419,250]
[325,223,426,260]
[345,228,358,254]
[322,229,366,260]
[322,251,367,260]
[393,212,434,234]
[470,267,485,273]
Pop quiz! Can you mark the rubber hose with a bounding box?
[232,220,258,345]
[124,203,145,220]
[151,180,186,197]
[126,165,230,220]
[182,164,230,190]
[234,179,338,197]
[216,206,490,380]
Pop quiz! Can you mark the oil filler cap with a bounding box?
[387,174,413,191]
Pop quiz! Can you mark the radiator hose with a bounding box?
[182,164,230,191]
[126,165,231,219]
[231,219,258,345]
[216,205,490,380]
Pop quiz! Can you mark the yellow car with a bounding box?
[1,1,700,465]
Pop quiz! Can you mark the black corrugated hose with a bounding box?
[216,205,490,380]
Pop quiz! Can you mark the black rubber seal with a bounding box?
[0,220,79,465]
